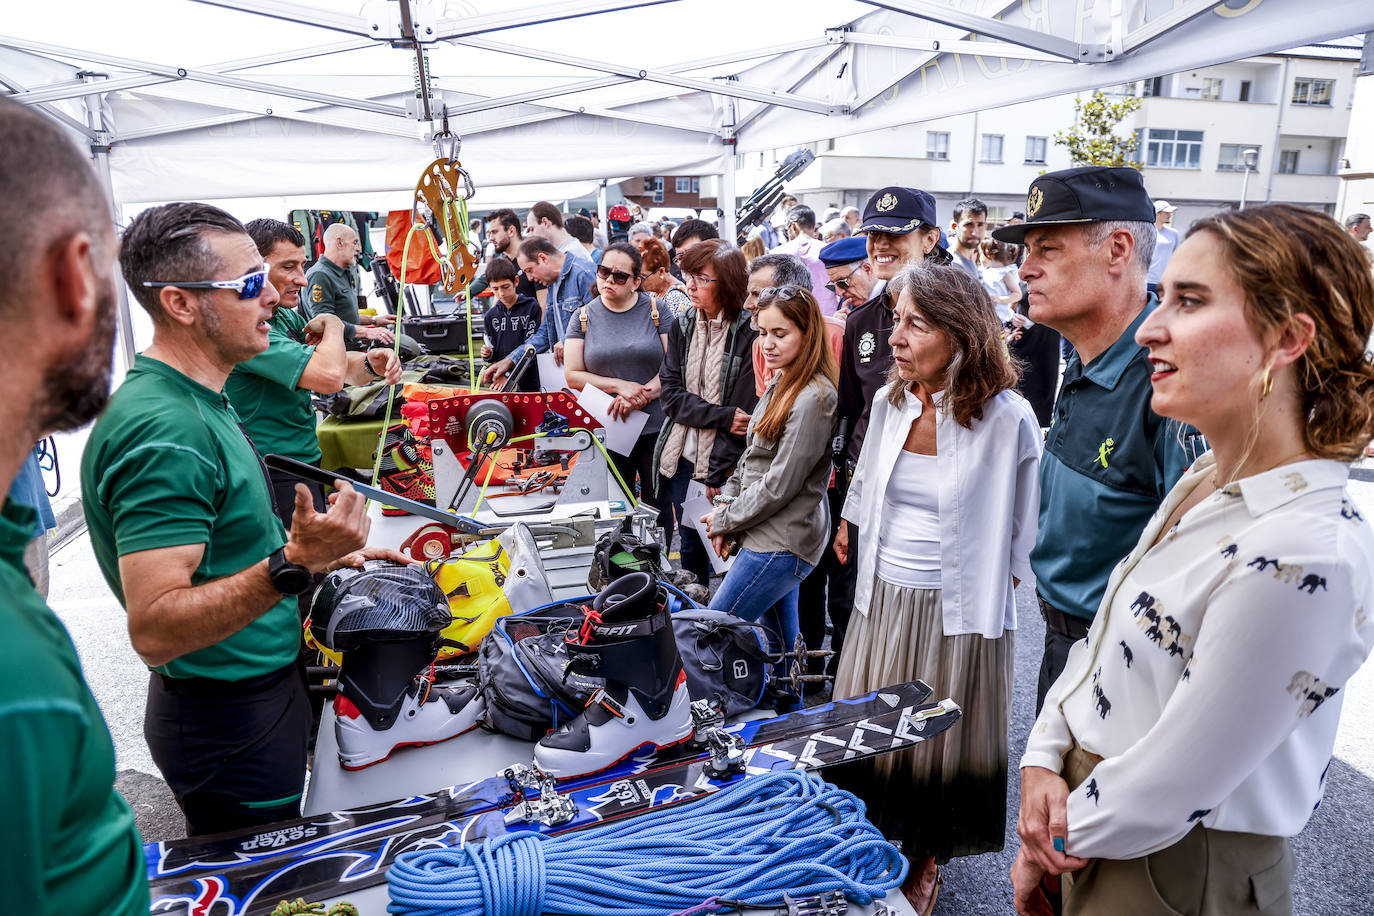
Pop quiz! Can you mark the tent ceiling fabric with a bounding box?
[2,0,1371,206]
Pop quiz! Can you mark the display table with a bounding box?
[292,505,914,915]
[316,415,386,471]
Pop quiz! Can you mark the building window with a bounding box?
[1278,150,1300,174]
[643,178,655,193]
[1292,78,1333,106]
[980,134,1004,163]
[692,177,701,194]
[985,206,1008,223]
[1217,144,1261,171]
[1024,136,1048,164]
[675,177,693,193]
[927,131,950,160]
[1142,128,1203,169]
[1201,78,1223,100]
[1239,80,1251,102]
[1141,76,1165,97]
[652,176,664,203]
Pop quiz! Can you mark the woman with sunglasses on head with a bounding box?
[1013,205,1374,916]
[833,264,1041,915]
[654,239,757,590]
[703,285,838,708]
[563,242,668,500]
[635,237,689,319]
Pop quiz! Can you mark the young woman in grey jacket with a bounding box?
[703,286,838,705]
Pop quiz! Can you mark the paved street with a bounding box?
[45,473,1374,914]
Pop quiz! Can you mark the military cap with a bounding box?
[856,186,939,236]
[992,166,1157,244]
[818,235,869,267]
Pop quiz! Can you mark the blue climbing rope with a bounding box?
[385,770,907,916]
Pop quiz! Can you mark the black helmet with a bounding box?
[310,561,451,652]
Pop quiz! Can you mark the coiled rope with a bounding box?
[386,770,907,916]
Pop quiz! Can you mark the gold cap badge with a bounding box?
[876,193,897,212]
[1027,186,1044,218]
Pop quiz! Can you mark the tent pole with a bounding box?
[718,151,737,241]
[82,78,136,372]
[597,180,608,233]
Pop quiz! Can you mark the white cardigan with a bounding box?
[842,384,1042,638]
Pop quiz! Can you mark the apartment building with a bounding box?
[733,41,1361,233]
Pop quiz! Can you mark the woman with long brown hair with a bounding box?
[834,263,1042,914]
[1014,205,1374,915]
[654,240,757,589]
[703,285,838,698]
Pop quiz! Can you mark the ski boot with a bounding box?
[310,561,482,770]
[333,636,484,770]
[534,572,694,777]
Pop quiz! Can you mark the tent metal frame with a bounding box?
[3,0,1249,152]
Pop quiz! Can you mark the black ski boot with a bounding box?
[534,572,693,776]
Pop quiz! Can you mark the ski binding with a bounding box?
[502,763,577,827]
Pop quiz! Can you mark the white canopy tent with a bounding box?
[4,0,1372,361]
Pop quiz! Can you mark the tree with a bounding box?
[1053,90,1142,168]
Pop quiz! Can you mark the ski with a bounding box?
[148,682,957,915]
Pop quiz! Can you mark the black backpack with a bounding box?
[476,586,778,741]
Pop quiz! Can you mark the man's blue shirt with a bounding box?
[505,255,597,362]
[1031,295,1205,621]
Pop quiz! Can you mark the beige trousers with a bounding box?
[1060,742,1294,916]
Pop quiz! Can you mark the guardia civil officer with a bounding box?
[83,203,395,837]
[0,95,149,916]
[832,188,951,582]
[990,168,1202,713]
[303,222,397,348]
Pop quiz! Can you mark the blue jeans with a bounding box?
[711,548,815,670]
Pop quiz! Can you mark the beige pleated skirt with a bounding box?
[831,577,1014,861]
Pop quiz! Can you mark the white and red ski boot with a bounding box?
[334,670,483,770]
[534,573,694,777]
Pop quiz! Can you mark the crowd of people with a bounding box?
[6,85,1374,916]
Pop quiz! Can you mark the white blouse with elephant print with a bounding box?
[1021,452,1374,861]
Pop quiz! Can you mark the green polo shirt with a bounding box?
[225,305,323,464]
[0,499,148,914]
[81,356,300,680]
[1030,297,1203,621]
[304,257,359,344]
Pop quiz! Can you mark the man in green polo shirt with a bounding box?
[992,168,1204,717]
[0,96,147,913]
[228,218,401,529]
[83,202,375,837]
[303,222,396,348]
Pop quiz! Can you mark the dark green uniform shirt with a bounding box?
[225,306,322,463]
[1030,297,1204,621]
[81,356,300,681]
[0,499,148,914]
[304,257,359,344]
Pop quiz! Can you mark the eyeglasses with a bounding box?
[684,273,719,286]
[141,267,268,300]
[596,265,639,285]
[758,285,804,303]
[824,264,863,295]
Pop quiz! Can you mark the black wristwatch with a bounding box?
[268,547,313,596]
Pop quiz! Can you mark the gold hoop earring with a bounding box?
[1259,368,1274,399]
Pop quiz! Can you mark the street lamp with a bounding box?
[1239,148,1259,209]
